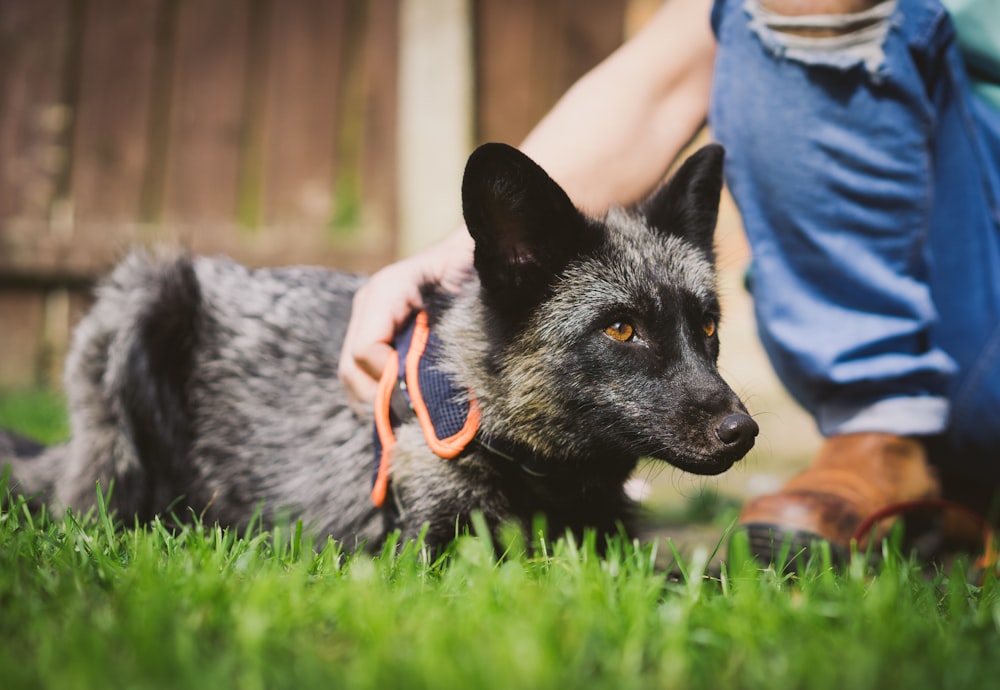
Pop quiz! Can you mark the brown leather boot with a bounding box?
[739,432,941,561]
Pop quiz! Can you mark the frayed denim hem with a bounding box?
[818,395,949,437]
[744,0,899,75]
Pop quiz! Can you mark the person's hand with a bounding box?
[338,230,474,408]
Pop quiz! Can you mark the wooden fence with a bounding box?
[0,0,638,387]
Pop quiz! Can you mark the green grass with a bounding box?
[0,387,69,445]
[2,390,1000,688]
[1,486,998,690]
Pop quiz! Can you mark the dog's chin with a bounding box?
[666,457,735,476]
[659,444,753,476]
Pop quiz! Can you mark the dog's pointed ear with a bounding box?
[462,143,598,313]
[642,143,725,262]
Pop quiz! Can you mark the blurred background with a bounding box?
[0,0,820,518]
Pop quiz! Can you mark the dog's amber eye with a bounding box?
[702,317,716,338]
[604,322,635,342]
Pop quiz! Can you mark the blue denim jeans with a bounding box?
[709,0,1000,478]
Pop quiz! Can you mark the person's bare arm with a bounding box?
[339,0,716,404]
[519,0,716,212]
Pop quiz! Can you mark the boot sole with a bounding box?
[742,523,850,568]
[742,512,946,568]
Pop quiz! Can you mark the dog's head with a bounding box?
[461,143,756,478]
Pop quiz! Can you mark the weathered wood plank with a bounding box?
[139,0,181,223]
[397,0,466,255]
[358,0,399,245]
[328,0,370,239]
[474,0,536,145]
[541,0,626,100]
[0,289,45,387]
[0,221,394,284]
[474,0,625,145]
[70,0,160,226]
[262,0,347,230]
[235,0,273,228]
[0,0,73,223]
[162,0,249,223]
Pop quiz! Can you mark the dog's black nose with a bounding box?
[716,413,759,446]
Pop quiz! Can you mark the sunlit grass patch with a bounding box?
[1,479,999,690]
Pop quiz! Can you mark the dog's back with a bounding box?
[11,251,385,545]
